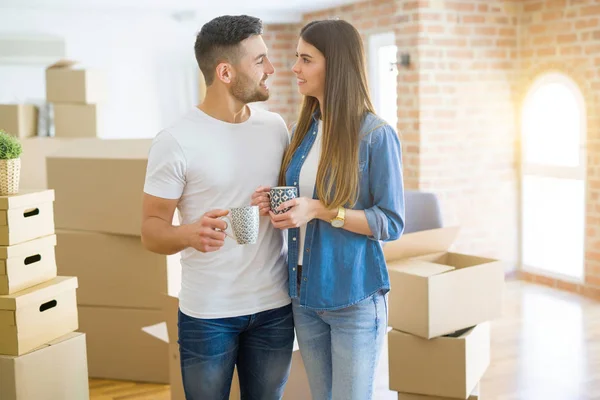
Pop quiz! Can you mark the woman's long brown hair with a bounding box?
[279,20,375,209]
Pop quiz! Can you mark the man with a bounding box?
[141,15,293,400]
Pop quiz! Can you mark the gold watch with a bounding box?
[330,207,346,228]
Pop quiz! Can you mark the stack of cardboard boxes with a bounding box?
[46,59,104,138]
[0,189,89,400]
[384,226,505,400]
[45,138,182,383]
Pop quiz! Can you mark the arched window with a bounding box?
[521,73,586,280]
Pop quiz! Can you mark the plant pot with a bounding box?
[0,158,20,196]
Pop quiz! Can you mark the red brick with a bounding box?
[463,15,486,24]
[543,11,564,21]
[524,2,544,12]
[582,5,600,16]
[558,33,578,43]
[575,18,599,30]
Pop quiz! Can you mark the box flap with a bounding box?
[388,260,455,277]
[0,234,56,259]
[46,59,77,70]
[383,226,460,261]
[0,276,77,310]
[46,138,152,161]
[0,190,55,210]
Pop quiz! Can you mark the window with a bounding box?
[368,32,398,129]
[521,73,586,281]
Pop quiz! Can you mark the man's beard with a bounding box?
[230,72,269,103]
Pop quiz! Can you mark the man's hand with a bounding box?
[186,209,230,253]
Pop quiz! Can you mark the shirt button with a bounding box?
[301,155,305,159]
[313,132,316,135]
[306,248,310,253]
[294,182,297,185]
[292,237,296,241]
[292,267,296,271]
[303,277,307,282]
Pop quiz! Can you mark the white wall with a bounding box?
[0,7,200,138]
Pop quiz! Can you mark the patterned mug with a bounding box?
[269,186,298,215]
[219,206,260,245]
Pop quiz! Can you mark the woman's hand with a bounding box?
[270,197,319,229]
[251,186,271,216]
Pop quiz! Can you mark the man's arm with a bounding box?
[141,193,229,255]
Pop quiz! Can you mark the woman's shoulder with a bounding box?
[360,112,397,143]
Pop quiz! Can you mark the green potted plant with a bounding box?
[0,130,22,195]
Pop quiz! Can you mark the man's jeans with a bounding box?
[178,304,294,400]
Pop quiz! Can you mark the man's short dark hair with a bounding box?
[195,15,263,86]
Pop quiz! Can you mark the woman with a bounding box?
[253,19,404,400]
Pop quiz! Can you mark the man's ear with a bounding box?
[215,62,234,84]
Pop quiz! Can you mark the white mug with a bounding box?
[219,206,260,245]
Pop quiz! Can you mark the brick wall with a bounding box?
[414,0,520,262]
[518,0,600,299]
[262,23,302,127]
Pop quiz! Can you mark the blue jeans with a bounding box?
[178,304,294,400]
[292,291,387,400]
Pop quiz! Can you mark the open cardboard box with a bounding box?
[143,296,310,400]
[383,227,505,339]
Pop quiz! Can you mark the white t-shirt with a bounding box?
[298,121,323,265]
[144,106,291,319]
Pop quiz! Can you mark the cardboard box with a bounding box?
[0,332,89,400]
[0,105,38,138]
[388,323,490,398]
[144,296,310,400]
[0,235,57,295]
[384,227,504,339]
[53,103,100,138]
[20,137,95,190]
[398,384,480,399]
[56,229,180,308]
[0,276,78,356]
[46,139,153,236]
[79,305,169,383]
[0,190,55,246]
[45,59,104,104]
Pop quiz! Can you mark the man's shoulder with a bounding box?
[250,105,287,127]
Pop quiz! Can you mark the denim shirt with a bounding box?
[286,112,405,310]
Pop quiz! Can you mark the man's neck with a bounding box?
[198,89,250,124]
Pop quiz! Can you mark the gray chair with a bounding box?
[403,190,443,234]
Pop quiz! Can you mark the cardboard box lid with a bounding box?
[0,190,55,210]
[0,276,78,310]
[46,138,152,161]
[383,226,460,261]
[0,234,56,259]
[46,59,78,70]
